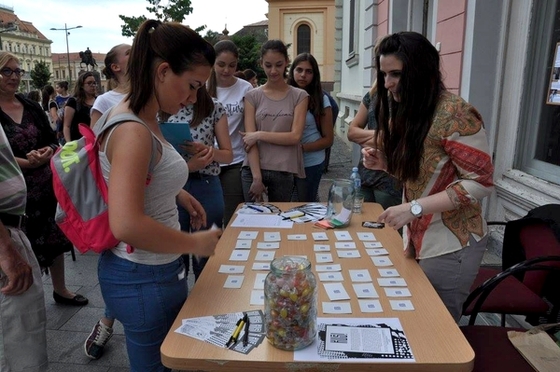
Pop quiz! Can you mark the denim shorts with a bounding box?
[98,250,187,372]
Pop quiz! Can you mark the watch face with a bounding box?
[411,204,422,216]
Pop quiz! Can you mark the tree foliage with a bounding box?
[202,30,221,47]
[231,34,264,83]
[29,61,51,90]
[119,0,204,37]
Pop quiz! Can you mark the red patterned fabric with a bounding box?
[405,92,494,259]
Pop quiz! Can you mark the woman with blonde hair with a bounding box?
[0,51,88,308]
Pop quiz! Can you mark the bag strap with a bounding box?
[95,108,159,182]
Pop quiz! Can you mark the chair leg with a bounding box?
[501,314,506,327]
[71,246,76,261]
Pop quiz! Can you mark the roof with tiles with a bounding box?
[0,6,50,41]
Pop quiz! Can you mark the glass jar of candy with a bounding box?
[264,256,317,350]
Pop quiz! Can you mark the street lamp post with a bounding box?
[50,23,82,86]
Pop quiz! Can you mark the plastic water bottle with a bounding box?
[350,167,362,213]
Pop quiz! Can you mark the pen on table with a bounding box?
[225,317,245,348]
[246,204,265,213]
[242,313,250,347]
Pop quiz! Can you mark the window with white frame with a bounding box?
[519,0,560,185]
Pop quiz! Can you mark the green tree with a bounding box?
[231,34,264,82]
[203,29,220,47]
[119,0,204,37]
[29,61,51,90]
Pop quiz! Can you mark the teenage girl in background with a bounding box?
[207,40,253,225]
[287,52,333,202]
[241,39,308,202]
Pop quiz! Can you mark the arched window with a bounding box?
[297,24,311,54]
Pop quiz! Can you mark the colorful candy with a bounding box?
[264,256,317,350]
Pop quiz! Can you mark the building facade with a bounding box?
[0,5,52,92]
[334,0,560,226]
[266,0,336,90]
[51,51,108,92]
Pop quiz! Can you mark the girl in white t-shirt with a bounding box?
[207,40,253,225]
[90,43,131,129]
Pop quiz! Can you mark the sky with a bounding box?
[10,0,269,54]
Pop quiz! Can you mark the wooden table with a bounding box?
[161,203,474,371]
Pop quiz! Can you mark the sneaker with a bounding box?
[84,321,113,359]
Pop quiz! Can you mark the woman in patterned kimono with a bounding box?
[362,32,494,322]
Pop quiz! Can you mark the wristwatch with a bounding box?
[410,200,423,218]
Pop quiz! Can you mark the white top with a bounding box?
[91,90,126,118]
[216,78,253,166]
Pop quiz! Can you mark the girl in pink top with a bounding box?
[241,40,308,202]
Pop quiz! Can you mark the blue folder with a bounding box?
[159,122,193,154]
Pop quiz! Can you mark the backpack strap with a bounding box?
[95,108,160,182]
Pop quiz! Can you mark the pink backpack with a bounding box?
[50,111,157,254]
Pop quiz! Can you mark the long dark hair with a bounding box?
[41,85,55,110]
[374,31,445,182]
[126,20,215,115]
[260,39,289,78]
[102,43,129,90]
[288,53,324,118]
[207,40,239,98]
[191,85,214,127]
[73,71,95,105]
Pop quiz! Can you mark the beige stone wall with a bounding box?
[267,0,335,86]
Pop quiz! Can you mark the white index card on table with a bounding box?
[313,244,330,252]
[378,268,400,277]
[390,300,415,311]
[218,265,245,274]
[264,232,281,241]
[312,232,329,241]
[315,253,333,263]
[364,241,384,248]
[377,277,407,287]
[371,256,393,267]
[253,273,267,290]
[349,269,372,282]
[250,290,265,305]
[256,242,280,249]
[235,240,252,249]
[356,232,376,241]
[229,250,250,261]
[366,248,389,256]
[255,250,275,261]
[358,299,383,313]
[252,262,270,271]
[224,275,244,288]
[323,282,350,301]
[384,288,412,297]
[335,241,357,249]
[237,231,258,240]
[334,230,352,241]
[336,250,361,258]
[287,234,307,240]
[322,302,352,314]
[315,264,342,272]
[352,283,379,298]
[318,272,344,282]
